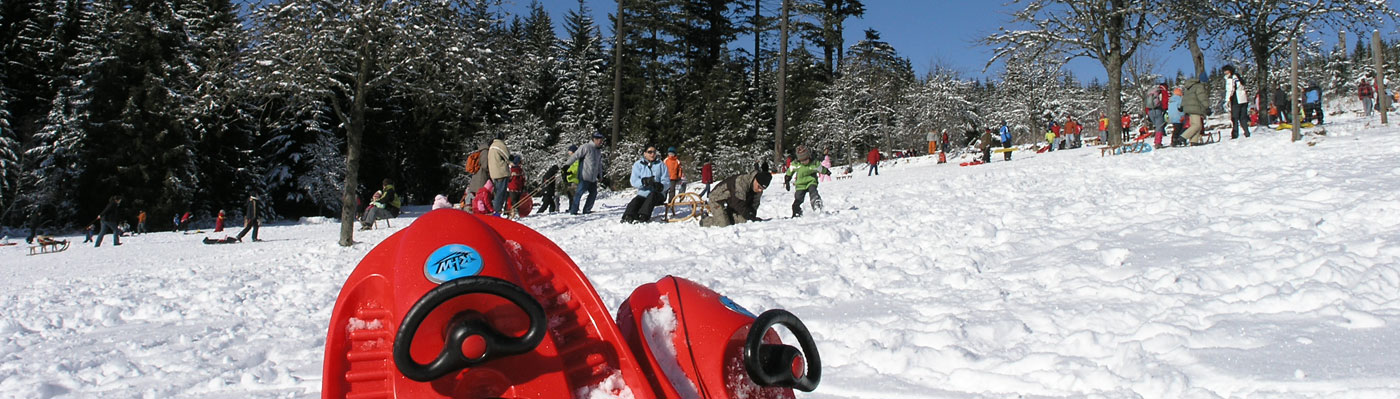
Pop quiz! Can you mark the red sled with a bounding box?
[321,209,821,399]
[959,160,985,167]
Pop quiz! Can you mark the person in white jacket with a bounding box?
[1222,65,1251,139]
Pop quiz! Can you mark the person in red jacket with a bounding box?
[867,148,881,176]
[700,162,714,198]
[213,210,226,232]
[506,155,526,217]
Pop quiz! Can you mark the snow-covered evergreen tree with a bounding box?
[556,0,609,148]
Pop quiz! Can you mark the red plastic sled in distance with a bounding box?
[321,209,657,399]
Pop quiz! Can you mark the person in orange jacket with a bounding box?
[664,146,684,203]
[136,210,147,235]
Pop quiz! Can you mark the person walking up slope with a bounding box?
[784,145,831,217]
[999,122,1013,161]
[563,133,607,215]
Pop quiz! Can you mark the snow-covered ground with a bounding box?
[4,111,1400,399]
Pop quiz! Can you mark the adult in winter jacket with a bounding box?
[488,134,513,212]
[1063,116,1081,149]
[94,195,123,247]
[1167,87,1185,146]
[700,163,773,227]
[622,146,671,223]
[564,133,606,214]
[1359,75,1375,117]
[1273,86,1293,124]
[360,178,399,230]
[999,123,1013,161]
[664,147,684,203]
[235,195,261,242]
[1181,77,1211,145]
[866,148,881,176]
[1222,65,1251,139]
[467,141,492,195]
[136,210,147,235]
[784,145,830,217]
[1303,82,1324,125]
[979,128,994,163]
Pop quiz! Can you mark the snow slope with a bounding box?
[4,112,1400,399]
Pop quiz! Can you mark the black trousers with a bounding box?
[622,191,664,223]
[538,187,558,213]
[792,186,823,217]
[235,220,259,241]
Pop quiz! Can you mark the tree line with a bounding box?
[0,0,1395,244]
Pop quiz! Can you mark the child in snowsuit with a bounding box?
[537,165,560,214]
[214,210,226,232]
[1044,130,1056,152]
[84,224,95,243]
[473,180,496,215]
[784,145,830,217]
[506,155,526,217]
[819,149,833,182]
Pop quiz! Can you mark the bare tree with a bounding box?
[984,0,1159,147]
[1199,0,1398,101]
[1164,0,1210,79]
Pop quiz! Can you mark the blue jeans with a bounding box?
[491,178,509,213]
[95,221,122,246]
[569,180,598,214]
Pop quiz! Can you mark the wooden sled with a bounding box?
[1099,142,1154,157]
[29,238,70,255]
[665,192,709,223]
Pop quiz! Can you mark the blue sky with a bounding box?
[497,0,1397,82]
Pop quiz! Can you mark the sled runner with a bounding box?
[322,208,824,399]
[665,192,709,223]
[29,237,69,255]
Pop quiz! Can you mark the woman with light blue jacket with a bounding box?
[622,146,671,223]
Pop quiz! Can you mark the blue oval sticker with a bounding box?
[424,244,484,284]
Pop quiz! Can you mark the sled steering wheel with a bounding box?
[393,276,547,382]
[743,309,821,392]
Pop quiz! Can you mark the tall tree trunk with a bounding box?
[1252,37,1271,109]
[1187,26,1205,79]
[611,0,625,146]
[753,0,762,88]
[1106,57,1124,147]
[338,46,371,247]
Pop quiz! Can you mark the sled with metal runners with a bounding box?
[29,237,69,255]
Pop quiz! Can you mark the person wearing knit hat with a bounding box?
[783,145,830,217]
[700,162,772,227]
[663,146,684,204]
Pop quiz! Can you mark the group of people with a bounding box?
[65,194,264,248]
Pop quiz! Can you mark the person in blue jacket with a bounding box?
[1304,82,1324,125]
[622,146,671,223]
[1167,86,1185,146]
[999,122,1013,161]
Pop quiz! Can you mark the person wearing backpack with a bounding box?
[1222,65,1251,139]
[1148,81,1169,148]
[466,141,491,196]
[1359,75,1375,117]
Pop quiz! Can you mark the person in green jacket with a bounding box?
[1180,77,1211,145]
[562,145,581,207]
[783,145,831,217]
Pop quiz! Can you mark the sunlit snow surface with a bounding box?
[4,111,1400,398]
